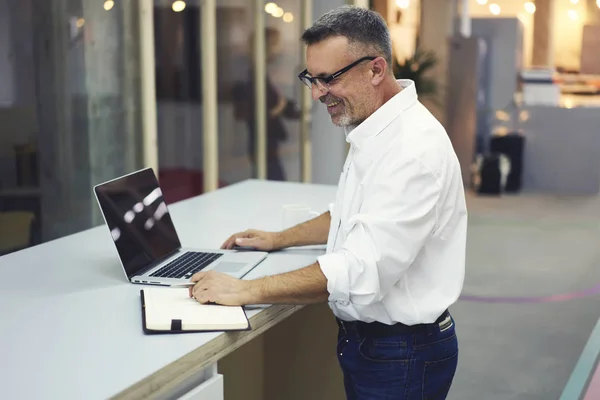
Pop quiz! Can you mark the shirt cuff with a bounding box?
[317,252,350,304]
[328,202,335,215]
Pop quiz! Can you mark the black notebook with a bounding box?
[140,288,250,334]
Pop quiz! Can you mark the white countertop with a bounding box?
[0,180,336,400]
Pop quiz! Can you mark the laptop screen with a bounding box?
[94,168,182,278]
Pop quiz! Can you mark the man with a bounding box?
[190,5,467,399]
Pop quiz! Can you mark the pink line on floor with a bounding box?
[583,364,600,400]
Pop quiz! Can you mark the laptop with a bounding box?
[93,167,267,286]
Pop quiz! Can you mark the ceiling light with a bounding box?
[476,0,488,4]
[396,0,409,8]
[489,3,501,15]
[283,12,294,23]
[272,7,284,18]
[265,2,277,14]
[172,1,186,12]
[103,0,114,11]
[524,2,536,13]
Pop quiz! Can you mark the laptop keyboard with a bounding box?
[149,251,223,279]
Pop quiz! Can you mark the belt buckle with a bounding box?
[438,313,453,332]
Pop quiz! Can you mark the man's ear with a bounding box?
[370,57,387,86]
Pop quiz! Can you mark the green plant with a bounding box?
[393,48,440,102]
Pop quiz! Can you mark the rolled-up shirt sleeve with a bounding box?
[317,157,441,309]
[328,202,335,215]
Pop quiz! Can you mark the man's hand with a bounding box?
[189,270,254,306]
[188,263,329,306]
[221,212,331,252]
[220,229,281,251]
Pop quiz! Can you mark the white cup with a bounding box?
[282,204,320,230]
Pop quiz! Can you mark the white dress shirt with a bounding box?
[317,79,467,326]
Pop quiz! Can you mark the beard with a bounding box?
[335,113,354,127]
[321,94,362,127]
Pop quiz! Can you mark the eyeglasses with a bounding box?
[298,56,377,91]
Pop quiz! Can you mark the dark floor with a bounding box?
[448,192,600,400]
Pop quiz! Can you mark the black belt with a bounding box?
[336,309,450,337]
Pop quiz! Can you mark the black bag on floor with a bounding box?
[477,154,502,195]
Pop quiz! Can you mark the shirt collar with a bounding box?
[344,79,418,150]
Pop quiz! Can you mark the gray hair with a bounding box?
[301,5,392,67]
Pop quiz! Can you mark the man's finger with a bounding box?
[197,291,215,304]
[190,271,207,282]
[222,235,236,249]
[192,284,206,298]
[194,287,214,304]
[235,237,257,247]
[223,233,243,249]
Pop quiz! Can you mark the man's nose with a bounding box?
[311,84,327,101]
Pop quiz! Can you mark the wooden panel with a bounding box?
[371,0,388,22]
[264,303,345,400]
[218,335,265,400]
[580,25,600,74]
[532,0,555,67]
[218,303,346,400]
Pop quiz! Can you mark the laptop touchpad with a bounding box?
[214,262,246,273]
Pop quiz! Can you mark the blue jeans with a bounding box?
[336,314,458,399]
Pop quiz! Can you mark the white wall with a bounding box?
[469,0,533,68]
[471,17,523,111]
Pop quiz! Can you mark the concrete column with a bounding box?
[31,0,74,241]
[418,0,456,126]
[587,0,600,25]
[310,0,348,185]
[7,0,36,106]
[83,0,144,226]
[32,0,146,240]
[532,0,555,67]
[0,0,14,105]
[459,0,471,37]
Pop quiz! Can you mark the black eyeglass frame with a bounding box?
[297,56,377,89]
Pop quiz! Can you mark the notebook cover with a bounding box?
[140,290,252,334]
